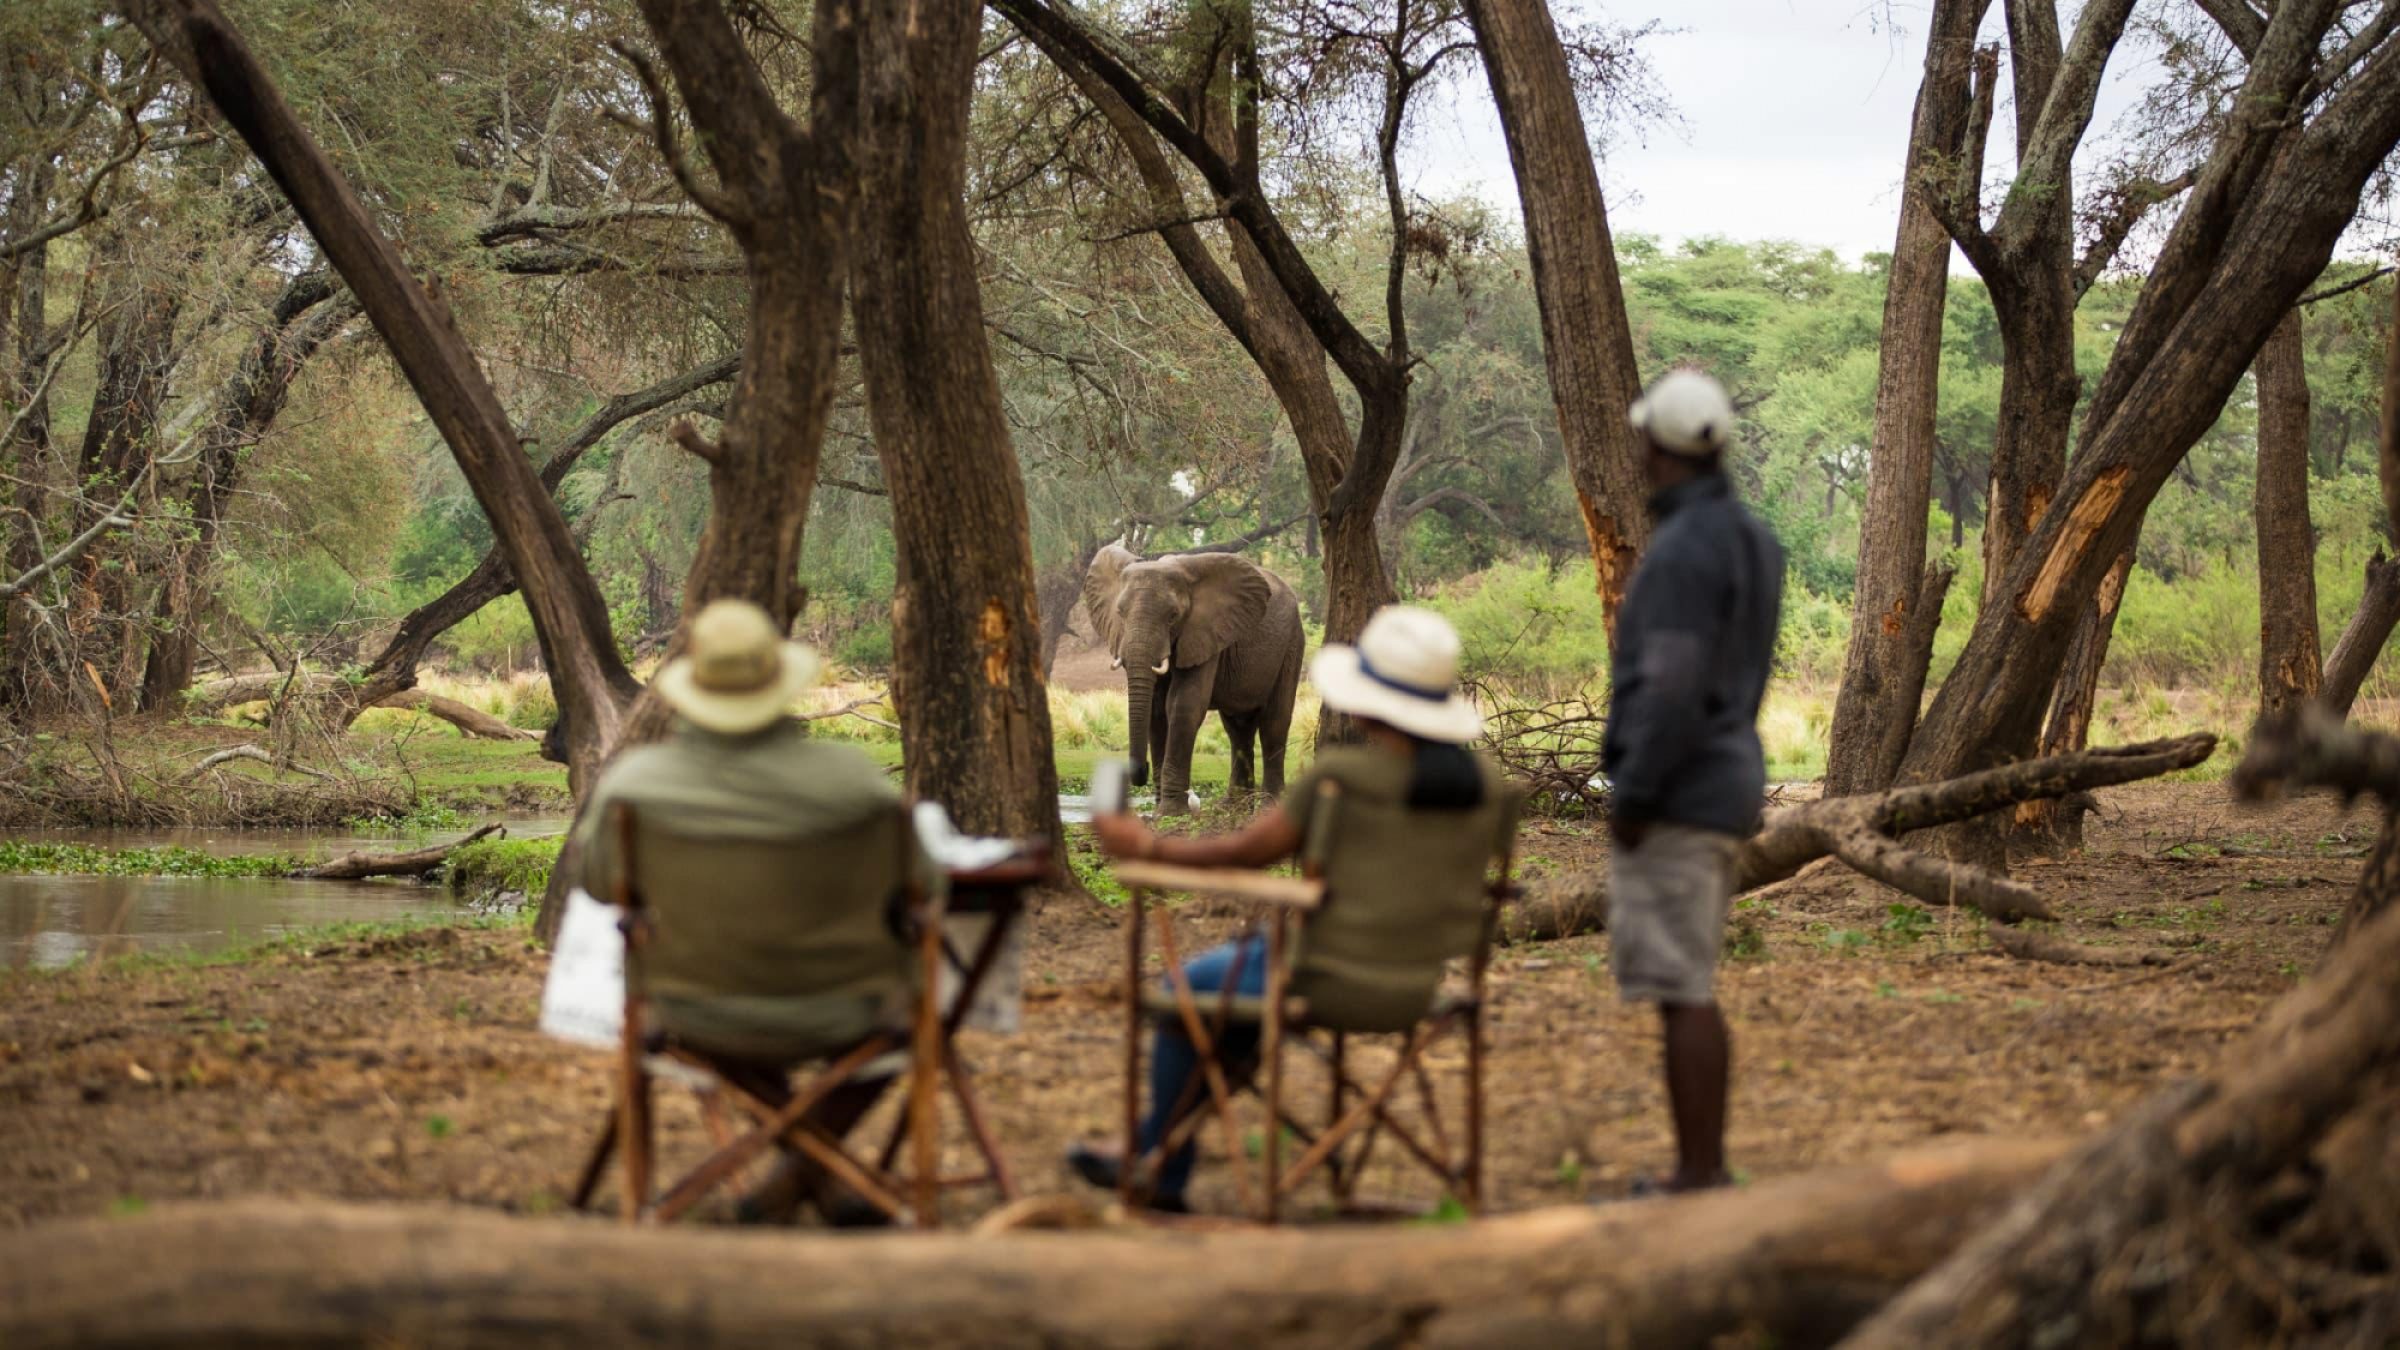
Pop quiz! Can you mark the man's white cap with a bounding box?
[1629,369,1734,458]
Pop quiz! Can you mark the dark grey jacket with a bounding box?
[1602,474,1785,835]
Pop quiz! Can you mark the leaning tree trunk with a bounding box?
[1846,715,2400,1347]
[851,0,1061,843]
[1823,0,1988,797]
[127,0,641,790]
[1896,33,2400,799]
[0,1139,2071,1350]
[2321,548,2400,716]
[1460,0,1650,629]
[2254,308,2322,718]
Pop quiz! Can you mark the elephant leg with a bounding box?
[1158,668,1214,815]
[1146,683,1171,790]
[1260,646,1302,797]
[1223,710,1259,800]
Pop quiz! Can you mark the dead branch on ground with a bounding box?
[1505,734,2217,941]
[290,822,503,881]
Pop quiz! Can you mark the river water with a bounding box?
[0,818,568,972]
[1,803,1102,973]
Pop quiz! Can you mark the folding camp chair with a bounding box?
[1112,780,1523,1222]
[566,799,953,1228]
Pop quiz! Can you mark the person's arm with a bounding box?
[1092,803,1303,869]
[1609,548,1728,840]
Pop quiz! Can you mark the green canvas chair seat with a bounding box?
[630,807,919,1065]
[1136,984,1478,1027]
[1286,784,1522,1033]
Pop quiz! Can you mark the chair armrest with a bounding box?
[1110,861,1325,910]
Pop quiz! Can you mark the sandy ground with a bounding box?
[0,780,2373,1229]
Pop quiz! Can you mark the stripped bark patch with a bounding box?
[2017,466,2132,624]
[980,598,1011,686]
[1880,591,1910,638]
[1576,491,1638,627]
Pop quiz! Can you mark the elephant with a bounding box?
[1082,544,1304,815]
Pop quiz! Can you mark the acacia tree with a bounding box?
[123,0,643,786]
[1822,0,1990,797]
[1898,2,2400,803]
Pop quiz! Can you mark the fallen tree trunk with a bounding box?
[1506,734,2217,941]
[290,822,501,881]
[1842,718,2400,1348]
[1988,926,2177,968]
[0,1138,2067,1349]
[187,676,536,741]
[2318,549,2400,719]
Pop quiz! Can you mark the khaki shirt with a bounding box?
[571,719,916,902]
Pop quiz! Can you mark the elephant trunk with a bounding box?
[1126,669,1156,790]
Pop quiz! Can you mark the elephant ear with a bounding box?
[1082,542,1140,653]
[1174,553,1274,669]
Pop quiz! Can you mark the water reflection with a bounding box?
[0,873,464,971]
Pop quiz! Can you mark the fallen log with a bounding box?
[0,1138,2067,1349]
[1841,725,2400,1349]
[1506,734,2217,941]
[188,677,540,742]
[290,822,503,880]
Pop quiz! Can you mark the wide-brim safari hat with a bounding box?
[1310,605,1483,744]
[652,599,823,735]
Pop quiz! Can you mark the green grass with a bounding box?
[0,842,299,878]
[447,836,562,899]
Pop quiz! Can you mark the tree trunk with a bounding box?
[2254,308,2322,717]
[1036,539,1101,675]
[0,155,59,718]
[2321,549,2400,717]
[1897,24,2400,794]
[139,277,357,712]
[2014,544,2133,852]
[126,0,641,791]
[1824,0,1990,797]
[1459,0,1649,628]
[0,1139,2070,1349]
[850,0,1061,843]
[1506,733,2215,942]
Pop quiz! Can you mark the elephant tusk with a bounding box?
[1151,657,1171,676]
[1110,655,1124,670]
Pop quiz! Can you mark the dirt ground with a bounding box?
[0,780,2371,1230]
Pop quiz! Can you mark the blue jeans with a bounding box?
[1139,934,1266,1199]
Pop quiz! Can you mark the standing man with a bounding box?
[1602,369,1784,1194]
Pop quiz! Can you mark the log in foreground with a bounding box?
[0,1139,2067,1349]
[1506,734,2217,941]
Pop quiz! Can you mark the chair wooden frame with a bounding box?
[566,801,973,1229]
[1111,834,1516,1223]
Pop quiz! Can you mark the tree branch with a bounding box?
[606,40,745,227]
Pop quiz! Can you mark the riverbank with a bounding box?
[0,780,2359,1230]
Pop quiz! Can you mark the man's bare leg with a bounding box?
[1659,1001,1730,1191]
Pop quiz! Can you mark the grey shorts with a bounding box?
[1608,824,1740,1006]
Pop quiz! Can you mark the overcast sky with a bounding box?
[1408,0,2164,264]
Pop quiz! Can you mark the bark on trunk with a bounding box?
[2254,309,2323,718]
[1506,733,2215,941]
[1824,0,1989,797]
[851,0,1061,843]
[126,0,641,789]
[0,156,59,717]
[2014,545,2133,852]
[2321,549,2400,717]
[0,1139,2070,1349]
[1459,0,1649,627]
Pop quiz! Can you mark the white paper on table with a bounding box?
[539,887,624,1049]
[912,800,1021,871]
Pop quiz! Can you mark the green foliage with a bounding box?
[0,843,297,879]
